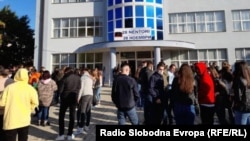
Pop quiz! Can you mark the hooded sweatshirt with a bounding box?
[195,62,215,105]
[0,68,39,130]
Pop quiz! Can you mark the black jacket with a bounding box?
[111,74,139,111]
[58,72,81,103]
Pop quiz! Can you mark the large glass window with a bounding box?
[146,6,154,17]
[232,10,250,31]
[125,6,133,17]
[115,8,122,19]
[170,49,227,68]
[53,17,103,38]
[136,18,144,27]
[108,10,113,21]
[169,11,225,33]
[136,6,144,17]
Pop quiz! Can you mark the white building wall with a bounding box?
[163,0,250,65]
[35,0,106,72]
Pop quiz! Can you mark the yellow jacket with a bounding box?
[0,68,39,130]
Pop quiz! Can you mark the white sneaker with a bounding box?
[84,126,89,132]
[67,134,75,140]
[74,127,83,135]
[55,135,65,140]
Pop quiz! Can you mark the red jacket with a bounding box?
[195,62,215,104]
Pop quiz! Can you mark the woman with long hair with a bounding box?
[171,64,197,125]
[232,61,250,125]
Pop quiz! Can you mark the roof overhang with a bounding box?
[75,40,195,52]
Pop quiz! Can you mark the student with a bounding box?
[111,62,140,125]
[0,68,39,141]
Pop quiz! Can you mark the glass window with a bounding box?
[121,52,135,59]
[156,8,162,18]
[125,0,132,2]
[137,51,151,58]
[86,53,94,62]
[115,8,122,19]
[54,19,60,28]
[146,0,153,2]
[146,6,154,17]
[78,53,85,63]
[157,31,163,40]
[78,28,86,37]
[179,50,188,60]
[108,21,114,32]
[135,0,143,1]
[235,49,244,60]
[69,54,76,63]
[95,53,103,62]
[62,19,69,27]
[108,0,113,6]
[189,50,198,60]
[198,50,207,60]
[156,0,162,4]
[61,54,68,63]
[108,10,113,21]
[147,19,154,28]
[87,64,94,69]
[208,49,216,59]
[115,0,122,4]
[116,20,122,28]
[156,19,162,30]
[218,49,227,59]
[53,29,60,38]
[171,51,179,60]
[53,54,60,63]
[87,28,94,36]
[125,6,133,17]
[136,18,144,27]
[108,32,114,41]
[136,6,144,17]
[246,49,250,59]
[125,18,133,28]
[78,18,85,26]
[87,18,94,26]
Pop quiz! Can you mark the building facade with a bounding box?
[34,0,250,85]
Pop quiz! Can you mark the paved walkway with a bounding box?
[28,86,144,141]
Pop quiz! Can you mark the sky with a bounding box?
[0,0,36,30]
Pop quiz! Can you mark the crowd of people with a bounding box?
[1,59,250,140]
[111,60,250,126]
[0,64,103,141]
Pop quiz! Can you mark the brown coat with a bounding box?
[38,79,58,107]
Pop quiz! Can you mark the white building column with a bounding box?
[110,47,116,86]
[154,47,161,67]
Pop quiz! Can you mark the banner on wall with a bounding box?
[114,28,152,41]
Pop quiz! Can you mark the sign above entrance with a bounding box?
[114,28,152,41]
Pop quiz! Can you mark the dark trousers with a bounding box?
[200,105,215,125]
[143,95,153,125]
[59,100,76,136]
[0,115,5,141]
[5,126,29,141]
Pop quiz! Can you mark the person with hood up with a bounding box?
[194,62,215,125]
[0,68,39,141]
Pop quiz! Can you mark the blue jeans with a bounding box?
[38,106,49,121]
[94,86,101,102]
[234,111,250,125]
[173,103,196,125]
[117,107,139,125]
